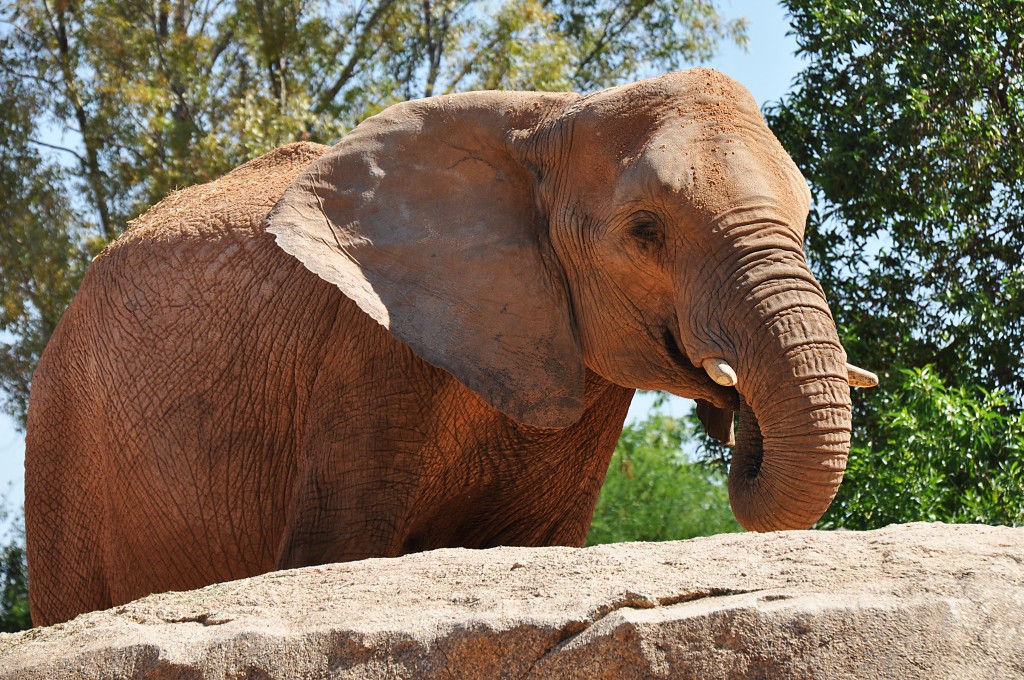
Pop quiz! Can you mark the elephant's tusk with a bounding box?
[703,357,737,387]
[847,363,879,388]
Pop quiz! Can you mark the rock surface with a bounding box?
[1,523,1023,678]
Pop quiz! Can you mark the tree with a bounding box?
[0,68,88,426]
[0,498,30,632]
[821,366,1024,529]
[587,410,741,545]
[766,2,1024,401]
[760,2,1024,526]
[0,543,29,632]
[0,0,747,425]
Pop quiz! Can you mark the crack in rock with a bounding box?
[158,611,235,626]
[521,588,759,677]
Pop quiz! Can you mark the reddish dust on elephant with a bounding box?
[24,69,876,626]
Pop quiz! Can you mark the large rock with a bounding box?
[1,523,1022,678]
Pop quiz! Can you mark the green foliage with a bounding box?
[587,411,741,545]
[0,67,93,425]
[0,499,30,632]
[822,367,1024,529]
[764,2,1024,527]
[0,545,30,632]
[767,2,1024,404]
[0,0,746,426]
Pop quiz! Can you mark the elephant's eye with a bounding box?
[628,212,663,251]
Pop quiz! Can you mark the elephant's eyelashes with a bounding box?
[627,212,662,251]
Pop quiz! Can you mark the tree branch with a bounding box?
[0,62,59,89]
[27,138,85,162]
[205,26,235,77]
[444,32,504,94]
[312,0,397,115]
[43,0,115,238]
[571,0,652,85]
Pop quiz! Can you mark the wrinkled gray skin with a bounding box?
[25,69,852,627]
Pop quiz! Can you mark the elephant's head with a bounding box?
[267,69,876,532]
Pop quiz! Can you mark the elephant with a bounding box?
[24,68,876,626]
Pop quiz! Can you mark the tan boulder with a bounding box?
[2,523,1022,678]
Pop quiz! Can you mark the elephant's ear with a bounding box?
[696,399,735,447]
[266,91,585,427]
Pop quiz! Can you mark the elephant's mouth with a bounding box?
[661,325,691,366]
[660,326,738,410]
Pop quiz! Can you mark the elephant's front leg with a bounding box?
[274,319,454,568]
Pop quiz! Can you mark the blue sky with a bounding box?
[0,1,804,514]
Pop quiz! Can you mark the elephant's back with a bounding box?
[70,141,338,364]
[114,141,332,245]
[63,140,342,445]
[29,141,337,455]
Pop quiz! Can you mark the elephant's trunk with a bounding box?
[720,254,852,532]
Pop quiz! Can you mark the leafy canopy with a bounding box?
[822,366,1024,529]
[0,0,746,424]
[761,1,1024,528]
[767,1,1024,401]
